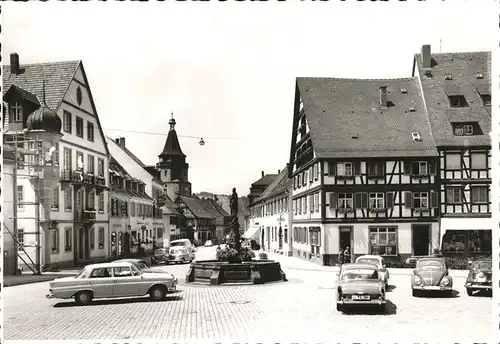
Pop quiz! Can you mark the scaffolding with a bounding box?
[3,131,56,275]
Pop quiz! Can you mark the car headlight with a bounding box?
[441,278,450,286]
[414,276,422,285]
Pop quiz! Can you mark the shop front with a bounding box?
[440,217,492,258]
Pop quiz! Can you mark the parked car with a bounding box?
[355,255,389,286]
[204,240,213,247]
[411,257,453,297]
[465,259,492,296]
[167,246,194,264]
[46,261,178,305]
[152,248,168,265]
[336,263,387,313]
[114,259,165,273]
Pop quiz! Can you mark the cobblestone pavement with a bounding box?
[3,247,492,342]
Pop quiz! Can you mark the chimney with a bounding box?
[278,169,281,174]
[10,53,19,74]
[421,44,431,69]
[119,137,126,148]
[379,86,388,108]
[261,171,264,177]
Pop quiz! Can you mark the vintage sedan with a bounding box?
[355,255,390,286]
[167,246,194,264]
[411,257,453,297]
[152,248,169,265]
[465,259,492,296]
[46,261,178,305]
[336,263,387,313]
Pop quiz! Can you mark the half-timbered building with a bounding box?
[288,77,440,265]
[413,45,492,258]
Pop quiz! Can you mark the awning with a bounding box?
[440,217,491,241]
[243,226,260,239]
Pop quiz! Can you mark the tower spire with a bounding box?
[169,111,176,130]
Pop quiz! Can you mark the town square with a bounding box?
[1,1,496,343]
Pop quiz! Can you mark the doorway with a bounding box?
[339,226,352,252]
[412,224,431,256]
[77,227,90,262]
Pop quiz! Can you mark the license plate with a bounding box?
[352,294,370,301]
[424,286,441,290]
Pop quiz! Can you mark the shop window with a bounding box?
[442,231,466,253]
[468,230,491,254]
[369,227,397,256]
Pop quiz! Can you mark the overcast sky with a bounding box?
[3,1,495,195]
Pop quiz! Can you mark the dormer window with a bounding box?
[481,94,491,106]
[448,95,468,108]
[10,101,23,122]
[445,74,453,80]
[452,122,481,136]
[476,73,484,79]
[411,132,422,142]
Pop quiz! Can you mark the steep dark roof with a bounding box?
[198,198,224,218]
[179,196,215,219]
[4,84,40,105]
[160,118,185,157]
[297,77,438,158]
[205,198,231,217]
[413,50,491,147]
[255,167,291,203]
[3,61,80,113]
[251,174,278,186]
[162,195,181,216]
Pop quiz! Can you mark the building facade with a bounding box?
[3,54,110,270]
[288,77,440,265]
[412,45,492,258]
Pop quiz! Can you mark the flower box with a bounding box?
[337,208,354,214]
[369,208,387,213]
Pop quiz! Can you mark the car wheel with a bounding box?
[75,291,93,306]
[150,286,166,301]
[336,304,343,312]
[466,288,473,296]
[412,289,420,297]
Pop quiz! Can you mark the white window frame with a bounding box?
[87,155,95,174]
[471,186,488,204]
[417,161,428,175]
[413,192,429,208]
[75,116,84,138]
[51,187,59,210]
[88,190,96,209]
[17,228,25,251]
[51,227,59,253]
[446,187,462,204]
[64,227,72,251]
[337,193,354,209]
[369,192,385,209]
[445,153,462,170]
[98,193,105,213]
[17,185,24,211]
[64,188,72,211]
[464,124,474,136]
[10,101,23,122]
[369,227,397,256]
[63,148,71,171]
[470,152,487,169]
[337,162,353,176]
[63,111,72,133]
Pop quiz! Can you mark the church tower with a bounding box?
[156,112,192,201]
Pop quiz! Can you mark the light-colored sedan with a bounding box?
[46,261,178,305]
[355,255,389,286]
[167,246,194,264]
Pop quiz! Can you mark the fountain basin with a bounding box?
[185,259,287,285]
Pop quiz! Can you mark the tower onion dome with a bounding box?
[26,102,62,134]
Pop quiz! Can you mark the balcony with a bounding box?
[60,170,107,191]
[74,209,97,223]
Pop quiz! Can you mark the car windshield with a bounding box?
[75,268,87,279]
[171,247,185,253]
[357,258,381,267]
[472,261,492,270]
[417,260,444,269]
[170,242,187,247]
[341,268,378,281]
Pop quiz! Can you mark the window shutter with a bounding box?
[403,161,410,175]
[430,191,438,208]
[111,199,115,215]
[329,193,336,208]
[366,163,373,176]
[309,195,313,212]
[353,161,361,176]
[386,192,394,208]
[315,193,320,212]
[354,193,361,208]
[328,162,336,176]
[428,161,436,175]
[404,191,412,208]
[309,167,313,182]
[361,193,368,208]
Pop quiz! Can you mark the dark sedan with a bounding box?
[411,257,453,297]
[465,259,492,296]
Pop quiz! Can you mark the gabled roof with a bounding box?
[106,136,146,167]
[161,195,181,216]
[3,59,110,156]
[412,50,491,147]
[296,77,438,158]
[4,84,40,105]
[109,156,153,200]
[254,167,291,203]
[251,174,278,186]
[204,198,231,217]
[197,198,225,219]
[3,60,80,111]
[178,196,216,219]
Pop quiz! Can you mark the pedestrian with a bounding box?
[344,246,351,264]
[338,248,344,265]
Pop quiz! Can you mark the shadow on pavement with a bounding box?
[341,300,397,315]
[53,294,184,307]
[414,289,460,298]
[386,284,397,292]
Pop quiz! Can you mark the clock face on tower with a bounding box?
[183,186,190,195]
